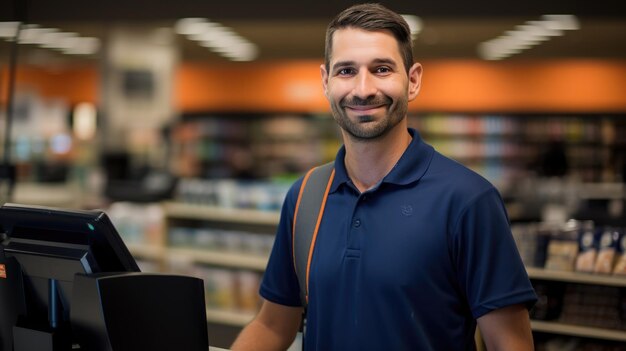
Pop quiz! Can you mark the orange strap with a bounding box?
[292,162,335,307]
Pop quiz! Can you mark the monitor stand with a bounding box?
[13,279,71,351]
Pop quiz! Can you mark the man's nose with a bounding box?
[353,71,377,99]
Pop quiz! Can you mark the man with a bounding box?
[232,3,536,350]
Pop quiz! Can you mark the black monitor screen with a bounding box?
[0,203,139,350]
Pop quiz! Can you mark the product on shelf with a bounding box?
[511,223,539,267]
[107,202,165,246]
[513,219,626,278]
[574,221,598,273]
[168,226,274,256]
[237,271,262,313]
[175,178,289,211]
[195,266,262,313]
[200,267,239,310]
[545,220,580,272]
[613,231,626,275]
[135,259,160,273]
[594,228,621,274]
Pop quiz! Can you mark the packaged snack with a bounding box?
[575,221,597,273]
[612,229,626,275]
[593,227,620,274]
[544,220,579,272]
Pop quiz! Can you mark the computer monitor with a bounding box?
[0,203,140,351]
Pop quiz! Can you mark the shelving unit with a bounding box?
[126,243,165,261]
[410,113,625,187]
[156,201,279,347]
[124,201,626,348]
[169,113,338,179]
[205,308,256,327]
[527,267,626,288]
[168,112,626,192]
[531,321,626,343]
[168,248,268,271]
[128,244,269,271]
[162,202,280,226]
[526,267,626,344]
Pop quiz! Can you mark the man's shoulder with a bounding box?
[425,150,498,202]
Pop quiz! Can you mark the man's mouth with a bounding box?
[345,104,385,111]
[341,96,392,113]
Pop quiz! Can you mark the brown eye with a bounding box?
[337,68,355,76]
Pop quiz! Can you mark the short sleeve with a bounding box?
[259,180,304,307]
[451,188,537,319]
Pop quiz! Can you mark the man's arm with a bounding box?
[477,304,534,351]
[231,299,303,351]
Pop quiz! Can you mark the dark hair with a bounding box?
[325,3,414,73]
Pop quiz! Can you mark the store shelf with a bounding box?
[168,248,269,271]
[206,308,255,327]
[577,182,625,200]
[531,321,626,342]
[128,244,268,271]
[12,182,83,208]
[127,244,166,261]
[526,267,626,287]
[163,202,280,226]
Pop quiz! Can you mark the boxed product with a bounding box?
[535,223,559,268]
[574,221,598,273]
[544,220,579,272]
[593,227,620,274]
[612,229,626,275]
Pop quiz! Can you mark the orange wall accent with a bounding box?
[175,61,329,113]
[417,60,626,113]
[2,65,99,106]
[176,59,626,113]
[5,59,626,113]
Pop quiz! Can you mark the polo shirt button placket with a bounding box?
[353,219,361,228]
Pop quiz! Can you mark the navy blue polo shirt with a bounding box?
[260,128,536,351]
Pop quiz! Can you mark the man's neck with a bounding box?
[342,124,412,193]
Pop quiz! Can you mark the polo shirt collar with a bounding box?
[330,128,434,193]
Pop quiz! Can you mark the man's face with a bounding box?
[321,28,422,141]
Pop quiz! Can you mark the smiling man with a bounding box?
[232,4,537,351]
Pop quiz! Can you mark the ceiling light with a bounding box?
[224,42,258,61]
[175,17,259,61]
[0,22,20,39]
[190,23,229,43]
[505,30,546,44]
[50,34,82,50]
[39,31,78,49]
[19,27,58,45]
[63,37,101,55]
[401,15,423,39]
[16,24,40,44]
[521,22,563,38]
[175,18,210,36]
[478,14,579,60]
[541,14,580,31]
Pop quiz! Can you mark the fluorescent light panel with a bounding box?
[478,14,579,60]
[401,15,423,39]
[0,21,100,55]
[175,17,258,61]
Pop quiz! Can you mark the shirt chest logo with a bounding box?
[401,205,413,217]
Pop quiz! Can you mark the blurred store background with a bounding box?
[1,0,626,349]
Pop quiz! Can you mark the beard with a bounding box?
[330,93,408,141]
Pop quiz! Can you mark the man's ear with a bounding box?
[408,62,423,101]
[320,64,329,98]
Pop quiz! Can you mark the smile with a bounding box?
[344,104,386,113]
